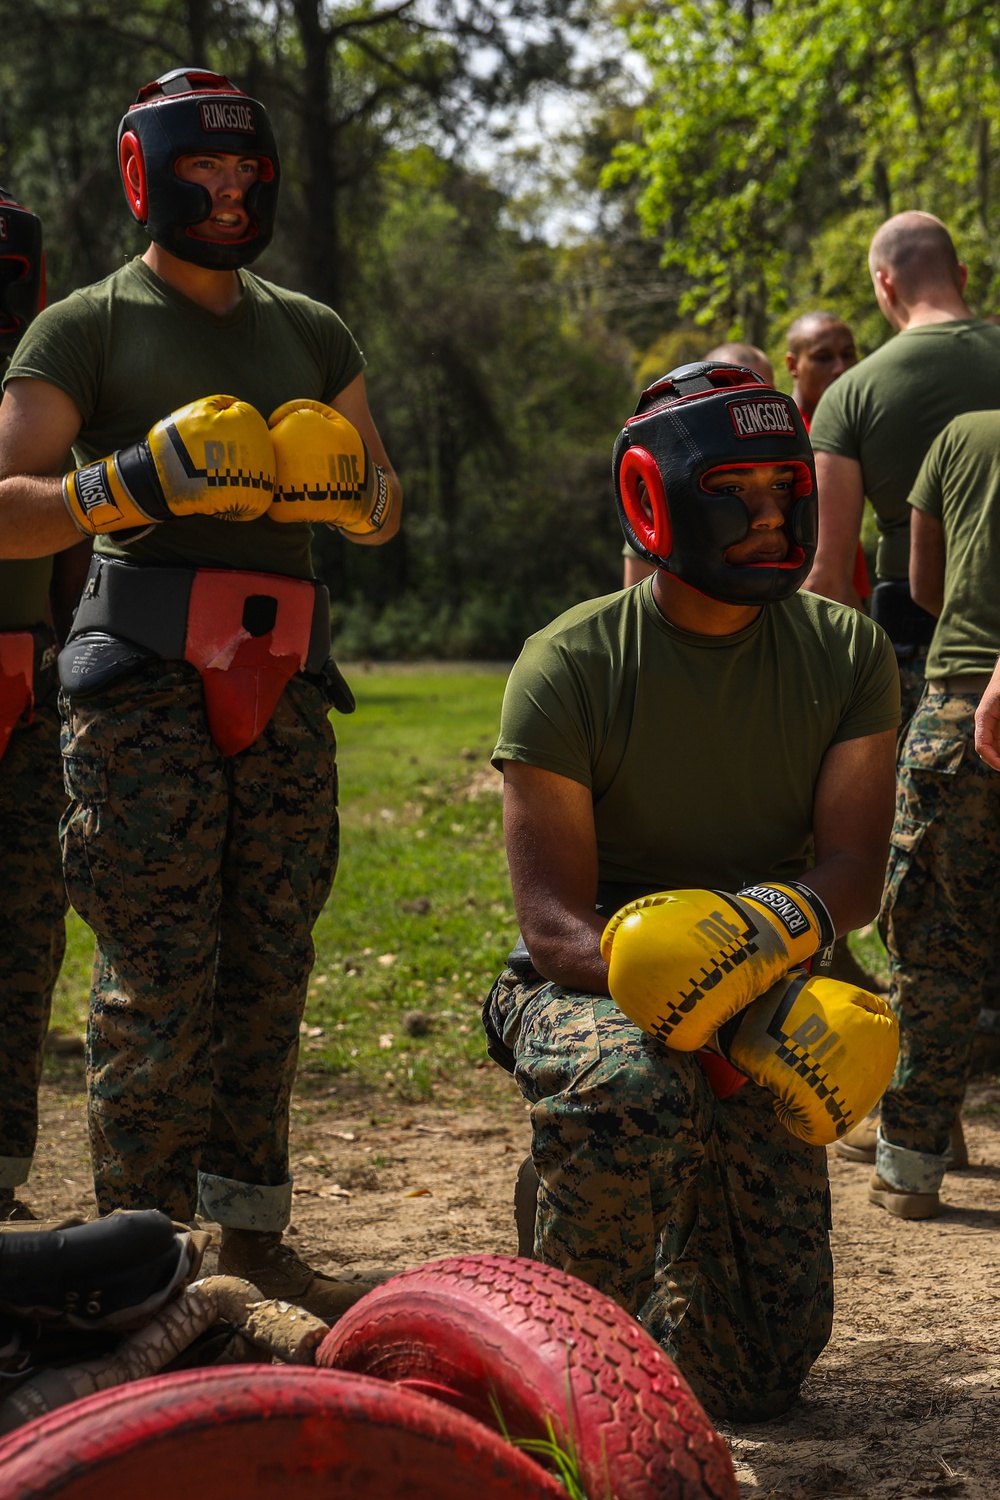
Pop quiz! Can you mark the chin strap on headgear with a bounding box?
[117,67,280,272]
[0,187,44,357]
[613,361,817,605]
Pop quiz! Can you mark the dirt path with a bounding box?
[26,1071,1000,1499]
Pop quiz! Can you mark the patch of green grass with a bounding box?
[51,911,94,1036]
[848,922,891,991]
[306,670,514,1097]
[50,669,515,1106]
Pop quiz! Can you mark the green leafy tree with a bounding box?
[316,145,634,656]
[607,0,1000,341]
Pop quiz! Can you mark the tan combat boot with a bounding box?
[833,1110,879,1162]
[867,1174,943,1220]
[218,1228,387,1323]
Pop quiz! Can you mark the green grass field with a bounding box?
[51,667,517,1100]
[50,661,892,1095]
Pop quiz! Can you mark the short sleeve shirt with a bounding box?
[908,411,1000,677]
[494,580,900,893]
[5,259,365,578]
[809,320,1000,582]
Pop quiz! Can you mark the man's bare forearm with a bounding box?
[804,452,866,606]
[0,475,84,558]
[517,907,610,995]
[800,852,886,941]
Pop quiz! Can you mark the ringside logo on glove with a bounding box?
[268,399,391,533]
[63,394,275,536]
[601,881,834,1052]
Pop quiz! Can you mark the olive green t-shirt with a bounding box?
[5,259,365,578]
[494,579,900,893]
[809,320,1000,583]
[0,557,52,630]
[907,411,1000,678]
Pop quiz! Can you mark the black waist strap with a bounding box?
[69,556,331,670]
[59,556,355,712]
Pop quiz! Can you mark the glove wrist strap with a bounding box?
[784,881,836,948]
[63,451,163,537]
[115,439,171,522]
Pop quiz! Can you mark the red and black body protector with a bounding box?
[182,570,316,757]
[613,362,818,605]
[118,68,280,271]
[0,633,35,761]
[0,187,44,757]
[0,188,44,357]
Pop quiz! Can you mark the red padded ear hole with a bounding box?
[789,459,813,501]
[620,446,671,560]
[119,132,148,222]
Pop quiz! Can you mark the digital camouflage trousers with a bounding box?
[0,685,67,1188]
[879,685,1000,1180]
[60,661,339,1228]
[484,970,833,1423]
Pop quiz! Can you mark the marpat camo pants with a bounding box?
[484,970,833,1422]
[60,661,339,1228]
[878,685,1000,1190]
[0,675,67,1189]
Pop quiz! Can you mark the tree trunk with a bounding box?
[186,0,211,65]
[291,0,341,307]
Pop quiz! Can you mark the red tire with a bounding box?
[0,1365,566,1500]
[317,1254,738,1500]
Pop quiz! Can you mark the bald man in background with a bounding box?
[805,212,1000,724]
[785,313,857,428]
[702,342,774,383]
[807,211,1000,1180]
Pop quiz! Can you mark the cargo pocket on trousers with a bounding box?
[62,751,108,807]
[878,814,930,943]
[60,751,125,932]
[897,730,967,822]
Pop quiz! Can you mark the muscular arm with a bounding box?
[803,452,865,608]
[330,372,403,546]
[804,728,897,935]
[909,508,945,617]
[502,760,609,994]
[0,378,85,559]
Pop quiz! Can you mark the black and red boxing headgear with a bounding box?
[0,188,44,357]
[613,361,817,604]
[118,67,280,271]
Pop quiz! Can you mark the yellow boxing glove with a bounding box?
[601,881,833,1052]
[267,399,391,533]
[713,971,899,1145]
[63,395,275,536]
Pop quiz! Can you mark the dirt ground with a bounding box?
[25,1068,1000,1500]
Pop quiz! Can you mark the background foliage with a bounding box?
[3,0,1000,654]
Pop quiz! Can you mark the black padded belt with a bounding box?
[58,555,353,711]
